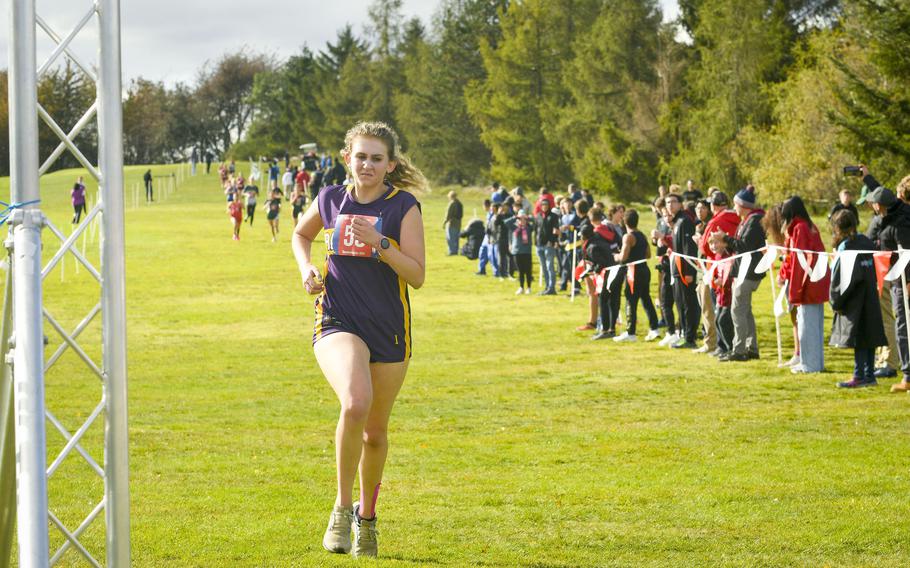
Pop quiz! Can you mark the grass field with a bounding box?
[2,165,910,567]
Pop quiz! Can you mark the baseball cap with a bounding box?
[866,186,896,207]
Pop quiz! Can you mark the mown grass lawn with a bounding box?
[2,165,908,567]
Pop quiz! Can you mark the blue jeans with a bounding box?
[478,242,498,275]
[536,245,557,291]
[446,224,460,255]
[797,303,824,372]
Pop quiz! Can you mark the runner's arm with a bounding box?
[292,200,324,294]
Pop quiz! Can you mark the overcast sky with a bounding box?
[0,0,680,86]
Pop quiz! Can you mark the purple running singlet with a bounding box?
[313,183,420,362]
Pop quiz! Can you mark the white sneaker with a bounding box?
[524,288,530,295]
[352,503,378,558]
[657,333,671,346]
[645,329,661,342]
[693,344,712,354]
[790,364,808,374]
[660,332,679,347]
[779,354,801,368]
[322,505,353,554]
[613,332,637,342]
[515,287,523,295]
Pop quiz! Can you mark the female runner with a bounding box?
[292,121,426,558]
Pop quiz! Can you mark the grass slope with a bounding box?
[2,166,908,567]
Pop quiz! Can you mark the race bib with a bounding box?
[331,214,383,258]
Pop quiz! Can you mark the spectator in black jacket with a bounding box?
[829,210,887,388]
[460,218,485,260]
[651,197,677,344]
[493,203,511,280]
[558,198,583,292]
[828,189,860,225]
[582,221,616,340]
[860,185,900,377]
[667,193,699,348]
[862,165,910,392]
[535,199,561,295]
[710,185,766,362]
[445,191,464,256]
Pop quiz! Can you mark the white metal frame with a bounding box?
[2,1,130,566]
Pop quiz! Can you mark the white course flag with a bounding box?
[774,282,789,317]
[884,249,910,282]
[754,246,777,274]
[835,251,860,294]
[795,250,830,283]
[734,252,753,286]
[605,265,620,290]
[702,261,718,284]
[810,252,829,282]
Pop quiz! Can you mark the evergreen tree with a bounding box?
[829,0,910,179]
[316,54,374,152]
[396,0,506,183]
[557,0,665,200]
[733,30,856,204]
[466,0,599,188]
[122,78,170,164]
[313,26,371,149]
[238,47,322,159]
[316,25,370,79]
[365,0,405,126]
[669,0,793,189]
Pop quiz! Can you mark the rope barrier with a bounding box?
[0,199,42,226]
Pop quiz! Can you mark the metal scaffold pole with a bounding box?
[97,1,131,564]
[1,1,130,566]
[6,1,51,567]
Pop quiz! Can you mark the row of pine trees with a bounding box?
[234,0,910,203]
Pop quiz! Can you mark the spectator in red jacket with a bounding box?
[695,191,741,355]
[779,196,830,373]
[533,186,556,216]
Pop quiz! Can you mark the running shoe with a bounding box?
[515,287,523,295]
[352,503,378,558]
[692,344,712,354]
[613,332,637,342]
[644,329,661,342]
[524,288,530,295]
[322,505,353,554]
[778,354,800,368]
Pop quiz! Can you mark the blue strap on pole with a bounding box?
[0,199,41,226]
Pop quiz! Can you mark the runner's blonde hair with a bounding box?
[342,121,428,193]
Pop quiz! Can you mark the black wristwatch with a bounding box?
[379,237,390,251]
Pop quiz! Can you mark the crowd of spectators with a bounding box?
[452,168,910,391]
